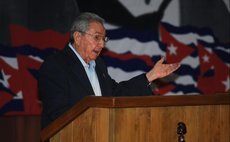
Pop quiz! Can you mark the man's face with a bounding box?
[74,21,107,64]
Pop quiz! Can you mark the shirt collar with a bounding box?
[68,43,96,68]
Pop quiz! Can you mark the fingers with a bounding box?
[157,56,165,64]
[167,63,180,75]
[172,63,181,71]
[157,62,180,78]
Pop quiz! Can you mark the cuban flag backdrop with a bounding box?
[0,0,229,115]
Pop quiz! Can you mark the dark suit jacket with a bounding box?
[38,44,152,129]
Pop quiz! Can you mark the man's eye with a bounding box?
[94,35,101,41]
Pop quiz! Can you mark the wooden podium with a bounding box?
[40,93,230,142]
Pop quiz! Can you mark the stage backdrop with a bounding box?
[0,0,229,115]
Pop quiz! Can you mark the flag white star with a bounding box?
[168,44,177,55]
[202,54,209,63]
[222,76,230,91]
[13,91,23,99]
[0,69,11,88]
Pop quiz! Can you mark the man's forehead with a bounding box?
[88,22,106,34]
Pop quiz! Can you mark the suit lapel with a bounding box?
[63,46,94,95]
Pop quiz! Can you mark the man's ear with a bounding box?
[73,31,82,43]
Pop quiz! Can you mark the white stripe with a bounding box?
[172,32,215,45]
[108,67,144,82]
[164,91,200,96]
[29,55,44,62]
[216,45,230,53]
[175,75,197,86]
[106,38,165,56]
[181,56,199,68]
[0,56,19,69]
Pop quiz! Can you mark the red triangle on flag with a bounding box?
[160,25,195,63]
[197,43,230,93]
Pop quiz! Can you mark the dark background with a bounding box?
[0,0,229,45]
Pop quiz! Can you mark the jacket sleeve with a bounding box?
[96,57,153,97]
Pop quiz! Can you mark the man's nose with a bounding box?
[97,40,105,48]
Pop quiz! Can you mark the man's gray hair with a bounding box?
[69,12,105,43]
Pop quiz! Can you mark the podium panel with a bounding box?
[50,108,111,142]
[112,105,229,142]
[40,94,230,142]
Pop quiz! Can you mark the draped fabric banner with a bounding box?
[0,0,229,115]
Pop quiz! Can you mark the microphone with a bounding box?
[177,122,187,142]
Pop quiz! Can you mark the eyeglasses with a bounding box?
[80,32,109,43]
